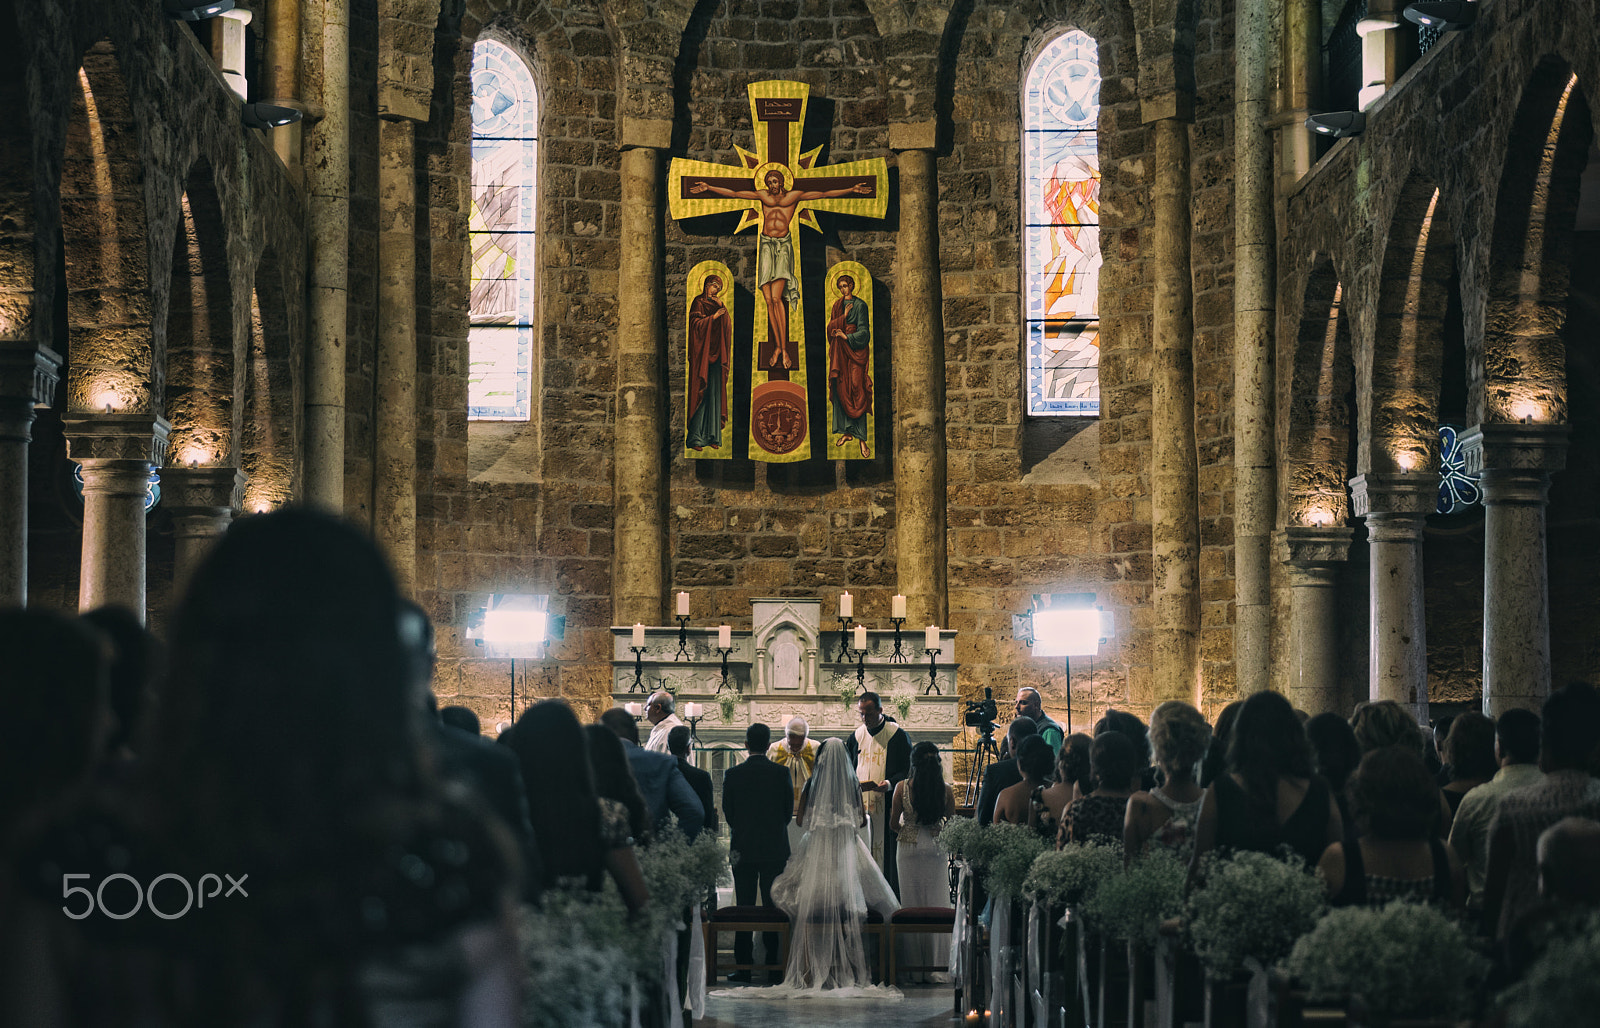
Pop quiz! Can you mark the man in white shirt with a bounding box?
[1448,707,1543,909]
[643,690,687,753]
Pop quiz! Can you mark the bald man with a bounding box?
[643,690,686,753]
[767,716,818,811]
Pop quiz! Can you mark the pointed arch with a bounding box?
[164,162,235,469]
[1283,257,1355,526]
[60,40,153,415]
[1479,59,1594,426]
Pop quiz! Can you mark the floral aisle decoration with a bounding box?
[1021,840,1124,908]
[1285,901,1486,1022]
[520,897,636,1027]
[1185,850,1324,980]
[938,814,984,863]
[1079,848,1187,947]
[979,823,1050,897]
[1497,909,1600,1027]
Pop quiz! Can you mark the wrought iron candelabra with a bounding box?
[888,617,908,663]
[673,615,692,661]
[924,647,943,695]
[715,647,736,694]
[628,646,648,692]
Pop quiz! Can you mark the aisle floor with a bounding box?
[698,984,961,1027]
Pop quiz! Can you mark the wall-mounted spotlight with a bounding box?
[165,0,236,20]
[1305,111,1366,138]
[1403,2,1477,30]
[241,103,303,130]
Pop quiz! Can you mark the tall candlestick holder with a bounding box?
[673,615,692,661]
[851,647,869,689]
[923,647,943,695]
[888,617,908,663]
[628,646,648,692]
[715,647,736,694]
[834,616,852,662]
[685,711,706,743]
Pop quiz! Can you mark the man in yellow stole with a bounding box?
[846,691,911,895]
[766,716,817,811]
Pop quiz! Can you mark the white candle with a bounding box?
[625,702,642,717]
[839,591,853,617]
[684,702,699,718]
[676,591,690,616]
[853,624,868,651]
[891,594,907,619]
[718,624,732,649]
[632,623,645,648]
[925,625,941,651]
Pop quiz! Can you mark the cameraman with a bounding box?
[1012,688,1064,757]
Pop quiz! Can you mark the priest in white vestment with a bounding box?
[643,690,687,753]
[845,691,911,896]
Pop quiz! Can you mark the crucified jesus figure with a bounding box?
[689,170,871,370]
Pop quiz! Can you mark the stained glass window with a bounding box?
[1024,30,1101,417]
[1436,425,1482,515]
[469,39,537,421]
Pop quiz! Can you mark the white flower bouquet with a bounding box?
[1021,839,1124,907]
[521,890,635,1026]
[1079,848,1187,946]
[980,823,1050,896]
[1497,909,1600,1028]
[1186,850,1324,979]
[1285,900,1486,1022]
[938,814,983,862]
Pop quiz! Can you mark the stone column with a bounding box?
[1350,473,1435,719]
[374,115,417,592]
[1150,116,1200,705]
[890,138,948,628]
[0,345,61,606]
[263,0,303,181]
[161,466,245,596]
[1279,0,1322,189]
[304,0,350,511]
[613,143,667,627]
[1276,526,1354,715]
[62,413,170,619]
[1460,423,1568,715]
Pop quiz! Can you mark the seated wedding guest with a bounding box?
[80,605,161,772]
[1318,746,1465,910]
[1125,701,1210,861]
[597,707,704,838]
[1482,682,1600,938]
[1062,732,1138,847]
[146,509,521,1025]
[585,724,653,844]
[510,700,649,914]
[667,725,718,834]
[977,716,1036,826]
[1431,714,1457,785]
[1036,734,1093,830]
[995,735,1057,839]
[1439,711,1497,831]
[1096,708,1157,790]
[1191,690,1342,873]
[1200,700,1243,788]
[440,705,482,735]
[1306,712,1362,827]
[1351,699,1424,756]
[1498,817,1600,986]
[1448,707,1541,910]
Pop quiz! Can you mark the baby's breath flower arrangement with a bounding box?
[717,693,738,723]
[1186,850,1324,979]
[1079,848,1187,947]
[520,899,634,1027]
[1497,909,1600,1028]
[1022,840,1124,907]
[980,822,1050,896]
[938,814,983,862]
[1285,901,1486,1022]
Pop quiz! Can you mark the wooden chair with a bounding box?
[704,905,790,985]
[862,908,889,983]
[886,906,957,985]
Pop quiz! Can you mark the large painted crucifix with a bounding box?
[668,80,888,462]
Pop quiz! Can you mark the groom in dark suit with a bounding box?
[721,722,794,980]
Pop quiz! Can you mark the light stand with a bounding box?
[834,617,852,662]
[673,615,692,661]
[628,646,648,693]
[889,617,908,663]
[716,647,736,693]
[924,647,943,695]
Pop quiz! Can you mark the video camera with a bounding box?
[964,686,998,731]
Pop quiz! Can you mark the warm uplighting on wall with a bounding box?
[88,389,123,413]
[1304,508,1336,527]
[1394,451,1420,472]
[1510,400,1543,423]
[176,445,214,467]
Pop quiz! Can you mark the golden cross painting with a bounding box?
[669,80,888,462]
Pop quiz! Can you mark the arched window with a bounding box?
[1024,30,1101,417]
[468,39,538,421]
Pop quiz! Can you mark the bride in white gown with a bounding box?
[731,737,901,998]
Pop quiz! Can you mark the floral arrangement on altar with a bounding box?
[1497,909,1600,1027]
[1186,850,1324,979]
[979,823,1050,896]
[1022,839,1124,907]
[938,814,983,862]
[1080,848,1187,947]
[717,693,738,723]
[1284,900,1486,1022]
[892,692,914,723]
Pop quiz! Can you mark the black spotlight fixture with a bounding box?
[241,103,304,130]
[1305,111,1366,139]
[164,0,236,20]
[1402,2,1478,30]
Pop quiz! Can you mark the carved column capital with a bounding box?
[1274,525,1354,567]
[62,413,171,467]
[1348,472,1436,517]
[1458,423,1568,476]
[0,343,63,407]
[160,466,246,516]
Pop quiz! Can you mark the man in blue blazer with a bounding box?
[599,707,704,839]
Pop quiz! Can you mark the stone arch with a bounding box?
[1282,256,1355,526]
[0,11,41,354]
[164,162,234,469]
[239,249,300,512]
[59,39,153,415]
[1478,58,1594,426]
[1364,173,1455,476]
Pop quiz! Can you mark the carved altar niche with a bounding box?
[750,597,821,694]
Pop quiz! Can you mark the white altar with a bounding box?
[610,597,960,746]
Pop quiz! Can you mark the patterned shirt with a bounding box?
[1446,763,1544,905]
[1490,770,1600,936]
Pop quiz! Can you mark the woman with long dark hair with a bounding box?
[1191,690,1343,873]
[889,740,955,982]
[583,723,652,845]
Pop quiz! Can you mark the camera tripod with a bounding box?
[963,721,1002,807]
